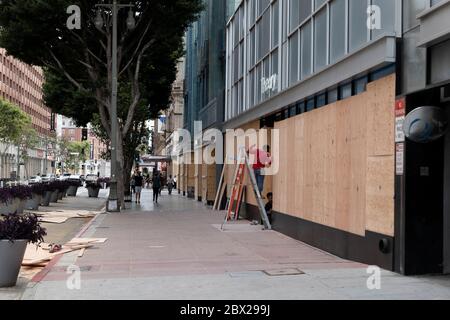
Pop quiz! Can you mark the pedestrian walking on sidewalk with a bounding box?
[153,172,162,203]
[134,171,144,204]
[167,175,174,195]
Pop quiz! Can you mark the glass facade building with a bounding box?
[225,0,399,121]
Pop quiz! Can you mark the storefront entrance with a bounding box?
[402,86,449,275]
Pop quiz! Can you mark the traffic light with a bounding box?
[82,128,88,141]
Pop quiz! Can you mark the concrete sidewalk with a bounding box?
[22,189,450,300]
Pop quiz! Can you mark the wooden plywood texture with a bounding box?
[194,163,202,200]
[273,75,395,236]
[365,156,395,236]
[202,163,217,203]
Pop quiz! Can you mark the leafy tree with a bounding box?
[18,126,40,179]
[0,0,202,205]
[65,141,90,172]
[0,99,32,176]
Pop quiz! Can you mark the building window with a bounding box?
[339,82,353,99]
[349,0,368,52]
[330,0,346,63]
[314,7,328,71]
[301,22,312,79]
[289,31,299,85]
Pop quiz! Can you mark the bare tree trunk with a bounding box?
[116,132,125,209]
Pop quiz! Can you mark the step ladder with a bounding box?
[221,147,272,231]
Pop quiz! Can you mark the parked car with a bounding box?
[41,174,56,183]
[28,176,42,184]
[58,173,72,181]
[69,175,83,187]
[85,174,98,182]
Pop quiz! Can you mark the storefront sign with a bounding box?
[395,98,406,143]
[396,143,405,176]
[261,74,278,94]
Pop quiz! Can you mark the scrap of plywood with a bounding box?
[66,238,108,246]
[22,242,95,266]
[78,248,86,258]
[39,217,70,224]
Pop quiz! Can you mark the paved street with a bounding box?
[19,189,450,300]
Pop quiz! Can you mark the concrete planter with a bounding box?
[87,187,100,198]
[50,190,59,203]
[16,199,26,214]
[25,194,42,211]
[40,191,52,207]
[0,198,20,215]
[67,186,78,197]
[0,240,27,287]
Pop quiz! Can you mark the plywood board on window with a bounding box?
[194,163,202,200]
[366,74,396,157]
[334,100,352,233]
[366,155,395,236]
[348,93,368,236]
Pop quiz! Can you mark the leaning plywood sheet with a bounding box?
[22,243,94,266]
[39,217,70,224]
[66,238,108,246]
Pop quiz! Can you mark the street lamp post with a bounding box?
[95,1,135,212]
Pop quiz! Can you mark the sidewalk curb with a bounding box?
[29,204,107,284]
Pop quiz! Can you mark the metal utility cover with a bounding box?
[263,269,305,276]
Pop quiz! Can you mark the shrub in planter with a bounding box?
[0,188,16,215]
[9,186,32,214]
[0,213,47,287]
[26,184,46,210]
[86,181,101,198]
[66,180,80,197]
[41,182,57,206]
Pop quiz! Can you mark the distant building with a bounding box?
[57,115,110,177]
[179,0,234,202]
[0,48,54,180]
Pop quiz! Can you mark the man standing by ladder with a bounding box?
[248,144,272,197]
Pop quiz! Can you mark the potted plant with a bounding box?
[0,213,47,287]
[86,180,101,198]
[49,182,59,203]
[0,188,16,215]
[26,184,46,210]
[55,181,67,200]
[66,180,80,197]
[41,183,56,206]
[9,186,32,214]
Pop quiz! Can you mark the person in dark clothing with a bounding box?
[152,172,162,203]
[134,172,144,203]
[264,192,273,224]
[167,175,174,195]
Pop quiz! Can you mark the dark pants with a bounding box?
[254,169,265,194]
[153,188,160,202]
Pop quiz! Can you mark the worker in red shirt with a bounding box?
[248,144,272,196]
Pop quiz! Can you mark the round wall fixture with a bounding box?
[379,238,390,254]
[403,106,449,143]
